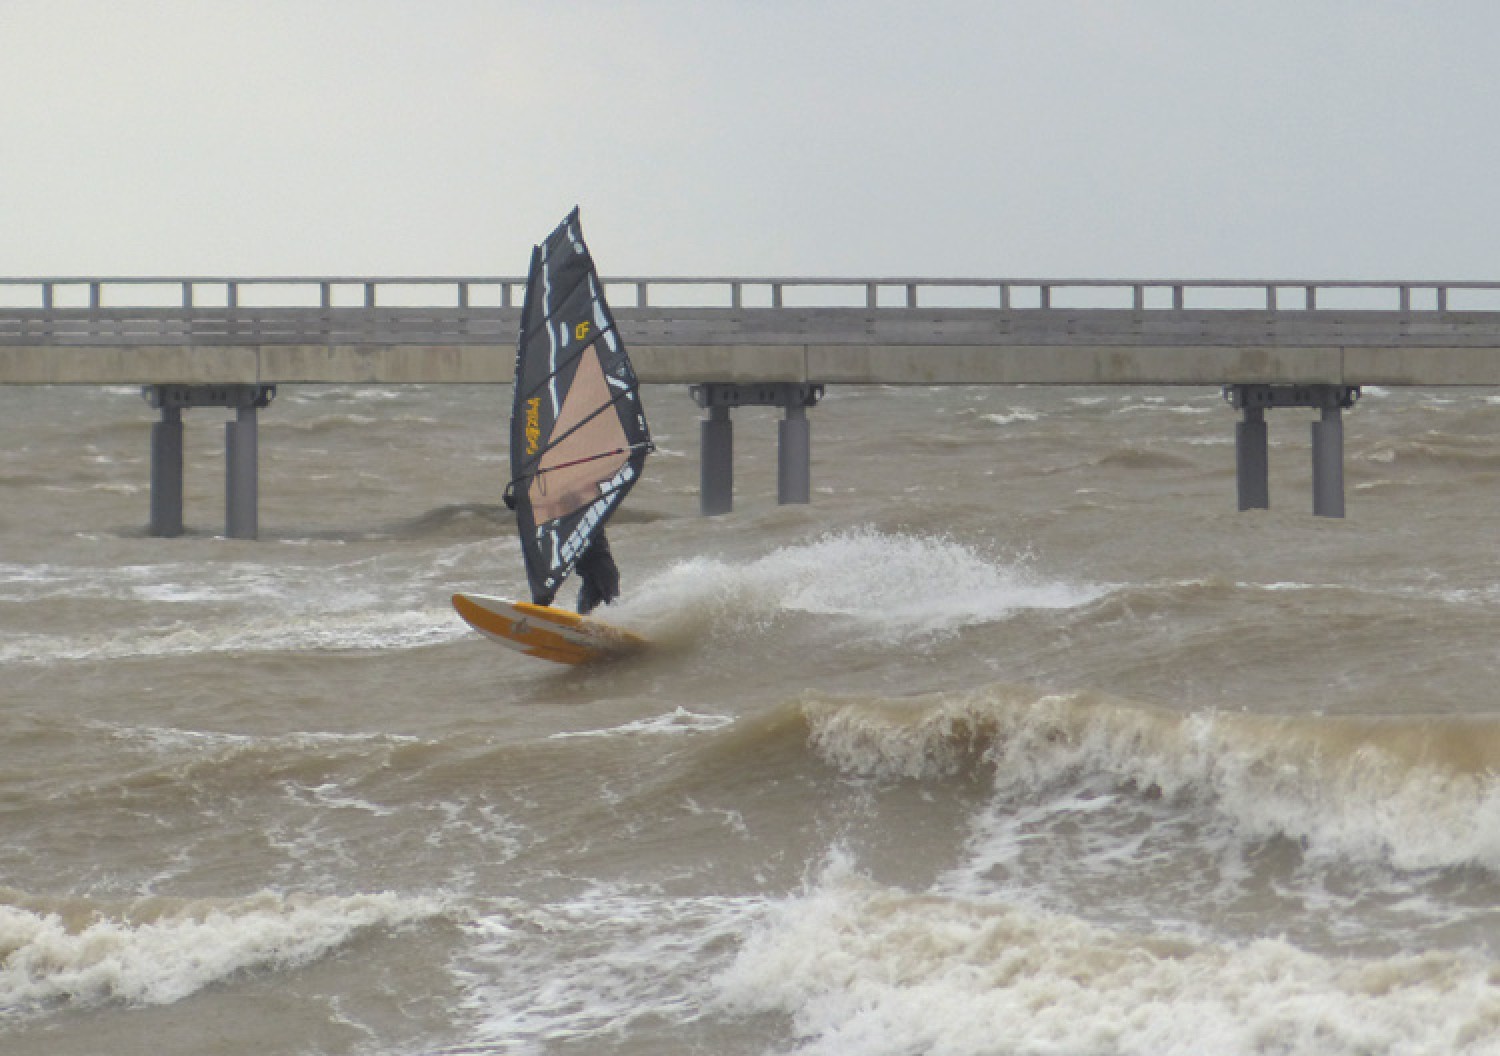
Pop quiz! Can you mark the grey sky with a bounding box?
[3,1,1496,279]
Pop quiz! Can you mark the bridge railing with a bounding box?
[5,277,1500,313]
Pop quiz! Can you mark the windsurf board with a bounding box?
[451,592,647,665]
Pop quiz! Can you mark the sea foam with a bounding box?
[0,890,447,1013]
[456,888,759,1047]
[716,855,1500,1056]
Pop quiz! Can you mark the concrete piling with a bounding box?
[149,405,184,537]
[1224,384,1358,519]
[1235,405,1269,511]
[700,404,733,517]
[226,404,260,539]
[777,402,811,505]
[1311,405,1345,519]
[143,384,275,539]
[691,382,823,517]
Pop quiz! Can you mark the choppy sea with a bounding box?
[4,381,1500,1054]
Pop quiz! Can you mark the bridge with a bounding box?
[6,275,1500,535]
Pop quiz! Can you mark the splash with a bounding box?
[624,528,1102,645]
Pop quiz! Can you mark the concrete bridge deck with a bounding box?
[7,276,1500,533]
[5,276,1500,386]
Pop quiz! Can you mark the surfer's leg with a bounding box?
[594,551,620,606]
[576,562,619,612]
[577,576,603,614]
[574,532,621,614]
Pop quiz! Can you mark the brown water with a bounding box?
[4,382,1500,1054]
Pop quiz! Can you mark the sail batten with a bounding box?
[509,208,652,608]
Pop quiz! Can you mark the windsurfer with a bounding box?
[500,209,650,622]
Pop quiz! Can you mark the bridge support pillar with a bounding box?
[700,405,733,517]
[778,402,811,504]
[690,382,824,516]
[143,384,276,538]
[1311,405,1345,519]
[150,406,184,537]
[1235,405,1269,511]
[1223,384,1358,518]
[226,404,261,539]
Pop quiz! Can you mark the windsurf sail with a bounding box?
[507,208,652,607]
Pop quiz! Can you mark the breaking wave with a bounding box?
[799,686,1500,873]
[716,855,1500,1056]
[0,889,448,1014]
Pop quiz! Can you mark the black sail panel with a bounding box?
[509,209,651,606]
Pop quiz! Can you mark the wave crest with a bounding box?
[801,687,1500,871]
[0,889,447,1013]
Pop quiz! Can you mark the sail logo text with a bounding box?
[524,397,542,455]
[558,464,637,565]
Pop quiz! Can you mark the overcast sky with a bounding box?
[3,1,1497,280]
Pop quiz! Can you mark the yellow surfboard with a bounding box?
[451,593,648,665]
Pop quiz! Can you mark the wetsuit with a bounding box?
[574,530,620,615]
